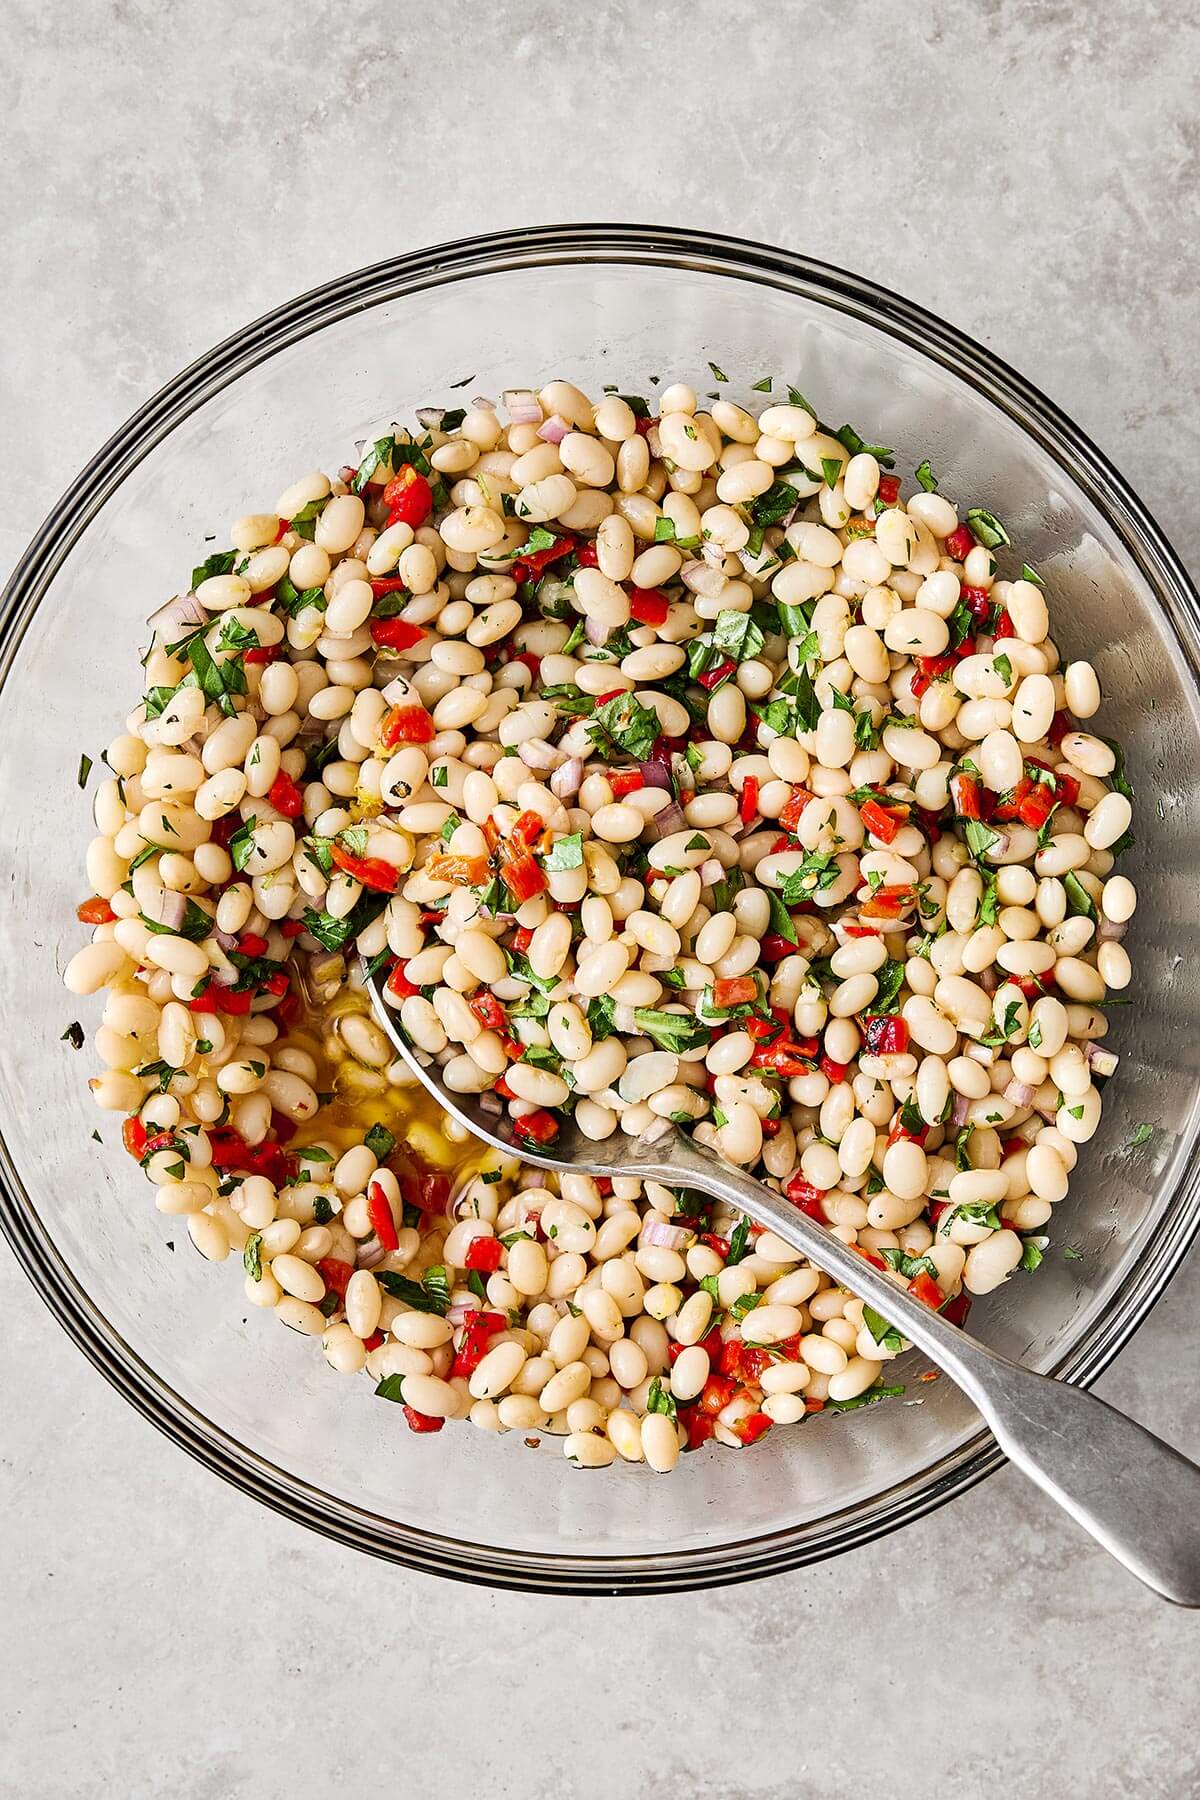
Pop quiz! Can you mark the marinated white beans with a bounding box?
[67,377,1137,1471]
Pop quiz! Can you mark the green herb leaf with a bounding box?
[229,816,258,872]
[915,460,938,493]
[375,1267,450,1315]
[587,691,662,762]
[375,1373,407,1403]
[965,507,1010,550]
[963,818,1001,862]
[748,481,799,528]
[1125,1124,1154,1150]
[632,1008,712,1055]
[645,1375,677,1420]
[713,609,766,665]
[1063,872,1097,922]
[726,1217,751,1265]
[862,1304,905,1352]
[1020,1239,1044,1272]
[364,1124,396,1160]
[243,1233,263,1281]
[191,549,236,590]
[61,1021,84,1049]
[543,832,584,872]
[827,1382,906,1412]
[707,361,729,383]
[832,423,894,468]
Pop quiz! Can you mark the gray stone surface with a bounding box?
[2,2,1198,1794]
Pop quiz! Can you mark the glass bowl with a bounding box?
[3,224,1199,1594]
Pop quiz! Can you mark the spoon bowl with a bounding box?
[364,956,1200,1607]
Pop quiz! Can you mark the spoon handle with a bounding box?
[659,1141,1200,1606]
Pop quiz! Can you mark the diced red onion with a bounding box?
[214,929,239,953]
[640,952,678,974]
[358,1239,386,1269]
[143,889,189,931]
[503,390,543,425]
[1004,1078,1038,1108]
[966,1042,995,1066]
[550,756,583,800]
[585,614,609,646]
[210,960,240,988]
[472,395,496,412]
[639,1219,693,1251]
[778,501,801,530]
[519,738,565,772]
[445,1302,479,1326]
[988,829,1011,856]
[478,1091,503,1116]
[1096,916,1126,942]
[637,759,675,791]
[950,1091,971,1128]
[1086,1044,1120,1077]
[681,560,727,599]
[704,539,730,569]
[699,857,724,887]
[646,801,687,839]
[149,592,209,631]
[536,413,570,445]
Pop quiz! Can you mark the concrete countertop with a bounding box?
[3,3,1197,1793]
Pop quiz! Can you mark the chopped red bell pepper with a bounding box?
[760,933,797,963]
[944,524,976,562]
[819,1053,851,1084]
[860,884,916,920]
[424,851,492,887]
[750,1039,818,1076]
[382,468,433,529]
[331,844,400,893]
[949,771,983,820]
[122,1115,149,1160]
[265,770,304,818]
[403,1405,445,1433]
[699,1374,738,1417]
[993,608,1016,639]
[731,1410,773,1446]
[367,1180,399,1251]
[575,541,599,567]
[370,617,426,652]
[380,703,435,747]
[1047,710,1074,748]
[316,1257,354,1297]
[911,651,962,699]
[237,932,269,959]
[468,991,506,1032]
[784,1174,828,1220]
[960,584,991,622]
[608,769,645,798]
[362,1331,385,1352]
[858,797,902,842]
[1016,780,1057,830]
[463,1235,504,1273]
[940,1291,972,1327]
[713,976,758,1009]
[498,841,547,903]
[510,532,577,585]
[510,809,547,848]
[697,657,737,691]
[399,1166,451,1214]
[450,1309,508,1376]
[512,1109,560,1144]
[1053,770,1080,807]
[386,960,421,1001]
[684,1408,716,1450]
[746,1008,789,1043]
[877,473,902,506]
[208,1129,292,1187]
[628,588,670,626]
[77,895,116,924]
[700,1232,730,1257]
[511,925,534,953]
[739,776,759,826]
[862,1015,910,1055]
[778,787,816,833]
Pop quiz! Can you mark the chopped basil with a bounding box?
[1063,872,1097,922]
[375,1373,407,1403]
[787,385,816,414]
[872,959,906,1014]
[243,1233,263,1281]
[712,608,765,664]
[645,1375,677,1420]
[730,1291,762,1323]
[965,507,1010,550]
[143,685,179,721]
[77,753,94,789]
[778,851,841,905]
[229,817,258,872]
[992,653,1013,685]
[276,574,327,618]
[748,481,799,527]
[827,1382,905,1412]
[1102,736,1133,803]
[364,1124,396,1160]
[313,1196,334,1225]
[429,765,449,790]
[375,1267,450,1315]
[468,1270,488,1304]
[707,361,729,383]
[832,423,894,468]
[632,1008,712,1055]
[863,1304,905,1352]
[182,632,247,718]
[915,460,938,493]
[61,1021,84,1049]
[1063,1245,1084,1260]
[751,376,773,393]
[140,898,213,943]
[191,549,236,589]
[1021,563,1044,587]
[821,457,842,489]
[587,691,661,762]
[506,950,560,996]
[1125,1124,1154,1150]
[1020,1240,1044,1272]
[301,890,388,952]
[543,832,584,872]
[766,892,798,945]
[726,1217,751,1265]
[963,818,1001,862]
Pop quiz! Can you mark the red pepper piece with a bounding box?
[684,1409,716,1450]
[575,541,599,567]
[877,473,902,506]
[510,809,547,848]
[778,787,815,833]
[700,1232,730,1257]
[819,1053,851,1085]
[386,960,420,1001]
[424,851,492,888]
[367,1180,399,1251]
[511,925,534,953]
[862,1015,910,1055]
[628,588,670,626]
[993,608,1016,639]
[331,844,401,894]
[280,918,305,940]
[858,797,902,842]
[697,657,737,691]
[362,1331,385,1352]
[713,975,758,1008]
[380,703,435,747]
[634,414,657,438]
[464,1235,504,1273]
[468,991,506,1032]
[944,524,976,562]
[960,584,992,622]
[370,617,426,652]
[512,1109,559,1144]
[699,1373,738,1416]
[750,1040,818,1077]
[739,775,759,826]
[382,468,433,529]
[509,532,577,585]
[216,987,254,1015]
[1054,771,1080,807]
[731,1410,773,1446]
[1016,780,1057,830]
[949,771,983,820]
[608,769,645,798]
[403,1405,445,1433]
[784,1174,828,1221]
[244,645,280,665]
[122,1116,149,1160]
[316,1257,353,1297]
[940,1291,972,1328]
[238,931,269,958]
[77,895,116,924]
[498,840,547,903]
[759,933,796,963]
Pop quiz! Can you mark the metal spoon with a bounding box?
[363,963,1200,1605]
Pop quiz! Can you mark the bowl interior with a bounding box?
[3,231,1199,1588]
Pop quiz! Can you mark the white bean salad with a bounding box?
[65,374,1137,1466]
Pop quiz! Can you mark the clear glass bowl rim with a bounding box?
[3,222,1199,1594]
